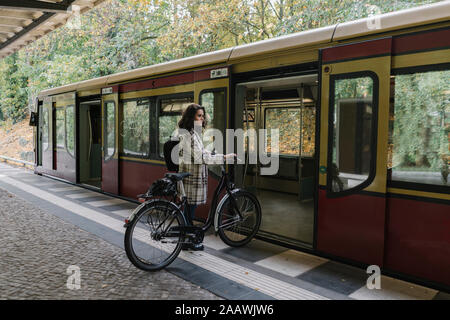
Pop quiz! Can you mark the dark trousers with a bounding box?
[183,204,198,226]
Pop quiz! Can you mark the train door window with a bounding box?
[104,101,115,160]
[389,68,450,187]
[158,96,193,157]
[66,106,75,157]
[123,98,150,157]
[200,89,227,151]
[200,89,226,176]
[328,73,377,193]
[42,108,49,151]
[55,108,65,149]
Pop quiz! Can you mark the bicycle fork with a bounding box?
[213,191,245,233]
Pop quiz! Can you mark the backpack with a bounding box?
[163,137,180,172]
[146,177,177,197]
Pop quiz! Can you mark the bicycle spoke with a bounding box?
[126,204,183,269]
[218,192,260,246]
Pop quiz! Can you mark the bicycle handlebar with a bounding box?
[223,154,242,164]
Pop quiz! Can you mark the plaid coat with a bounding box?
[176,129,223,205]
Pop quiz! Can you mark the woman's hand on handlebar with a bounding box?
[224,153,237,160]
[223,153,242,163]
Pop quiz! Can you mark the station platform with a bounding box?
[0,162,448,300]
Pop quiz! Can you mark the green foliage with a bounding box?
[0,0,442,125]
[392,70,450,172]
[66,106,75,156]
[0,53,30,123]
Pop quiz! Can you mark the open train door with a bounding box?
[41,96,53,171]
[54,92,77,183]
[317,38,392,266]
[101,86,120,194]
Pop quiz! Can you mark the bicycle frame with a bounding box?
[124,162,261,271]
[176,165,242,233]
[125,164,244,241]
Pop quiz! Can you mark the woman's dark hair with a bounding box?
[178,103,207,131]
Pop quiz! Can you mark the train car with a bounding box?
[33,2,450,291]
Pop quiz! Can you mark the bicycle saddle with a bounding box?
[165,172,191,181]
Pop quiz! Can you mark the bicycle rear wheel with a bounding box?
[217,190,261,247]
[124,200,186,271]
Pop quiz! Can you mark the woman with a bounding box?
[177,104,235,251]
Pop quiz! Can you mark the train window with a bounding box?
[123,98,150,157]
[263,106,316,157]
[42,108,49,151]
[55,108,65,149]
[265,108,301,156]
[389,68,450,187]
[200,89,226,176]
[200,89,226,150]
[158,96,193,157]
[105,101,115,160]
[302,106,316,157]
[329,74,376,193]
[66,106,75,157]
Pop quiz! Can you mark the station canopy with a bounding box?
[0,0,104,59]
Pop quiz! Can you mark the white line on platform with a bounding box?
[111,209,133,218]
[17,176,40,180]
[0,169,21,173]
[34,182,59,187]
[86,198,128,207]
[48,186,82,192]
[20,179,43,183]
[0,165,19,170]
[66,192,98,199]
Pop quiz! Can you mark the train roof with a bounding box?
[39,0,450,98]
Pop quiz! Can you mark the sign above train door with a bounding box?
[102,87,113,95]
[317,38,392,267]
[210,67,228,79]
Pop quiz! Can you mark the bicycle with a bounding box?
[123,160,262,271]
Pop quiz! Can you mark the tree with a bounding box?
[0,0,443,124]
[0,53,29,123]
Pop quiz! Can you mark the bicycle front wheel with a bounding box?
[124,200,186,271]
[217,190,261,247]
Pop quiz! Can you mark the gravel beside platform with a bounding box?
[0,188,222,300]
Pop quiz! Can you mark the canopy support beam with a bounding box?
[0,12,54,51]
[0,1,72,13]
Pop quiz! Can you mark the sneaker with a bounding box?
[181,243,191,251]
[190,243,204,251]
